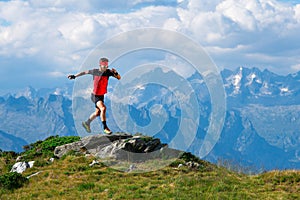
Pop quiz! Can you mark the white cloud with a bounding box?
[0,0,300,94]
[48,71,66,77]
[294,4,300,22]
[0,1,178,62]
[163,17,181,30]
[175,0,300,74]
[217,0,257,31]
[157,54,196,78]
[291,63,300,71]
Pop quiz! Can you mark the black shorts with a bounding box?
[91,93,104,108]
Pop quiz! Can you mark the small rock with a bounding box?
[186,161,200,169]
[89,160,100,167]
[126,164,136,172]
[16,156,23,162]
[10,161,35,174]
[27,171,42,179]
[28,161,35,168]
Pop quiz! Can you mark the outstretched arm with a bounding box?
[111,68,121,80]
[67,70,89,80]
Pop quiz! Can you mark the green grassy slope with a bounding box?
[1,136,299,200]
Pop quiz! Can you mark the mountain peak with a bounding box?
[15,86,36,100]
[222,66,300,99]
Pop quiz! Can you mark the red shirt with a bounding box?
[88,69,115,95]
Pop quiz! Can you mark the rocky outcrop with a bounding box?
[54,134,181,162]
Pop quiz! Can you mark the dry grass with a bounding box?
[1,154,299,200]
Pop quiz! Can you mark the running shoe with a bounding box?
[104,128,112,135]
[82,121,91,133]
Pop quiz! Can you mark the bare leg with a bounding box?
[82,108,100,133]
[96,101,111,134]
[96,101,106,122]
[86,108,100,125]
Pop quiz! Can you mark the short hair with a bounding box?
[100,57,109,62]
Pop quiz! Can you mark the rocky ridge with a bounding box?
[54,133,181,163]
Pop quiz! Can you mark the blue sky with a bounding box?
[0,0,300,95]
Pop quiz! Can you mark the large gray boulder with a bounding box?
[54,133,181,162]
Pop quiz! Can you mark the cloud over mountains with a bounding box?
[0,0,299,94]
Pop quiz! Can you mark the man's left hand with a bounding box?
[111,68,118,75]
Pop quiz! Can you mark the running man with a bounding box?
[68,57,121,134]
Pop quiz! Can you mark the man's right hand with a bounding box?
[68,75,76,79]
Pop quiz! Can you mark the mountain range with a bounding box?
[0,84,76,148]
[1,67,300,171]
[200,67,300,171]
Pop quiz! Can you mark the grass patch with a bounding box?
[77,182,95,191]
[0,172,28,190]
[1,155,300,200]
[22,135,80,160]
